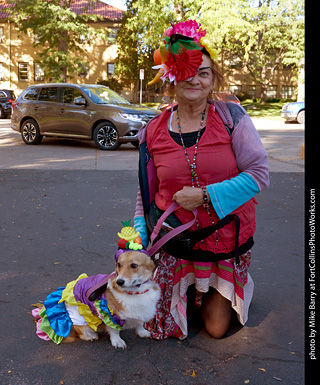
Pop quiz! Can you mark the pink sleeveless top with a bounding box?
[146,104,256,253]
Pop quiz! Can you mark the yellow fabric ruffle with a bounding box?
[59,273,102,331]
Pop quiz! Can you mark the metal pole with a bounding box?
[139,69,144,105]
[140,79,142,105]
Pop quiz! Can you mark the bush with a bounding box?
[235,91,251,101]
[265,98,281,103]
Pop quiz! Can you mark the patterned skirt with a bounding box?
[145,250,253,340]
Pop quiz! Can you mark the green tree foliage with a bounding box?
[202,0,305,102]
[8,0,110,82]
[116,0,304,102]
[115,0,201,94]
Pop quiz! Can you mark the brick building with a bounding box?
[0,0,124,95]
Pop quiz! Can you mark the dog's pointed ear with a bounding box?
[148,257,156,271]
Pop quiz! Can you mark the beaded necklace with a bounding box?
[176,106,218,244]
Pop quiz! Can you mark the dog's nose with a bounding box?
[116,278,125,287]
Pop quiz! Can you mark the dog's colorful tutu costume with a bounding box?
[32,220,145,344]
[32,273,121,344]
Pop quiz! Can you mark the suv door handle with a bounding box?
[60,108,64,113]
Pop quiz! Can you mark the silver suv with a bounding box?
[11,83,160,150]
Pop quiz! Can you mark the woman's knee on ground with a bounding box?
[201,289,233,339]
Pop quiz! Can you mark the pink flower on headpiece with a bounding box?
[164,20,206,42]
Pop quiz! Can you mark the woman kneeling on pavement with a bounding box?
[134,19,269,340]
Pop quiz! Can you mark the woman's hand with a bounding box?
[172,186,205,211]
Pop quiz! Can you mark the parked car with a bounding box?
[212,92,240,104]
[0,89,16,118]
[10,84,160,150]
[281,101,305,124]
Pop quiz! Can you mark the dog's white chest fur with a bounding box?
[109,280,160,323]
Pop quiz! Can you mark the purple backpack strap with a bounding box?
[85,273,114,302]
[147,202,197,256]
[212,100,234,133]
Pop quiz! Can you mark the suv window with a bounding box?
[23,88,39,100]
[62,88,84,104]
[38,87,57,102]
[0,91,7,98]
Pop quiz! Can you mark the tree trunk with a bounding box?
[260,65,267,104]
[58,31,68,82]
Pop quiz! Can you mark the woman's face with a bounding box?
[174,54,214,104]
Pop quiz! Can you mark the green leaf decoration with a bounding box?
[121,219,131,227]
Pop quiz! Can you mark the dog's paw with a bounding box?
[136,327,151,339]
[110,336,127,349]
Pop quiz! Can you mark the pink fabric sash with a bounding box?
[147,202,197,256]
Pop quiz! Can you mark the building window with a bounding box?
[33,33,40,44]
[79,33,90,44]
[34,63,45,81]
[229,85,242,95]
[0,27,4,43]
[248,85,256,99]
[18,63,29,81]
[109,28,118,42]
[107,63,115,76]
[78,64,89,77]
[266,86,277,98]
[281,86,295,99]
[0,63,4,81]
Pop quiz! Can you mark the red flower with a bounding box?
[165,49,203,82]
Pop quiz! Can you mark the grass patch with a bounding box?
[142,100,287,120]
[241,100,285,119]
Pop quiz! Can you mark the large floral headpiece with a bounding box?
[148,20,218,86]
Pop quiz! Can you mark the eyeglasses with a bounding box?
[185,67,213,82]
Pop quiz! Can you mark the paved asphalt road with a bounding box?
[0,118,304,173]
[0,118,305,385]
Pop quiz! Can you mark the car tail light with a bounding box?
[11,101,18,109]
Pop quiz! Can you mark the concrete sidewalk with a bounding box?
[0,169,304,385]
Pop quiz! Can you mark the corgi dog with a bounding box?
[33,250,160,349]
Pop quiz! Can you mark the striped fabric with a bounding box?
[145,250,253,340]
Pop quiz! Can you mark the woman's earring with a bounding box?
[170,87,175,113]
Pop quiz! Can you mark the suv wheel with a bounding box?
[21,119,43,145]
[93,122,120,150]
[0,107,4,119]
[297,110,305,124]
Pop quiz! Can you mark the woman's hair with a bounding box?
[202,50,224,92]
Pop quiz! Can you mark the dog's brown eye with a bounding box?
[130,263,138,269]
[117,262,122,269]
